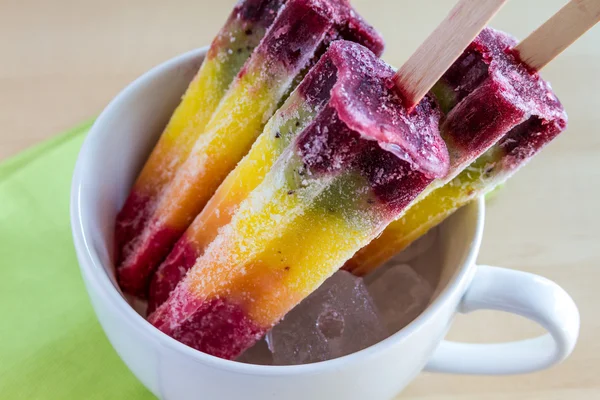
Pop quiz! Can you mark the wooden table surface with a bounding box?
[1,0,598,398]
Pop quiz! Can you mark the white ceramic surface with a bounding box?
[70,47,580,400]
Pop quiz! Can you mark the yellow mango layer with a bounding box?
[346,156,495,276]
[154,57,298,231]
[185,170,378,327]
[183,94,317,253]
[134,24,263,197]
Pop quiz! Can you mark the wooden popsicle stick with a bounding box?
[515,0,600,72]
[393,0,507,110]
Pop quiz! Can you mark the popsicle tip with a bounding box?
[321,40,449,179]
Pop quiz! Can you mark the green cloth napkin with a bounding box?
[0,121,154,399]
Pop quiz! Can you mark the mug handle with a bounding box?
[425,265,580,375]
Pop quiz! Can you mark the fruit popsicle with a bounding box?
[115,0,286,260]
[147,41,342,313]
[410,28,542,205]
[116,0,385,297]
[344,28,568,276]
[148,40,449,360]
[145,27,529,311]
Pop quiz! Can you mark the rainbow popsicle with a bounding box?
[344,28,568,276]
[413,28,544,202]
[148,40,449,360]
[147,40,342,313]
[146,27,543,310]
[117,0,384,297]
[115,0,286,262]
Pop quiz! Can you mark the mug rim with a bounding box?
[70,46,485,376]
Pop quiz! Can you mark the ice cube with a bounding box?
[367,264,433,333]
[267,271,388,365]
[236,338,273,365]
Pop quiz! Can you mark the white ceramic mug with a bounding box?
[70,48,580,400]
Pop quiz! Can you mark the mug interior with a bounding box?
[72,47,483,368]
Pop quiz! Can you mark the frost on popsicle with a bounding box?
[148,40,448,360]
[116,0,385,297]
[345,28,568,277]
[115,0,286,267]
[147,47,342,313]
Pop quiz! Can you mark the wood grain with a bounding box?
[0,1,599,399]
[393,0,507,108]
[515,0,600,71]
